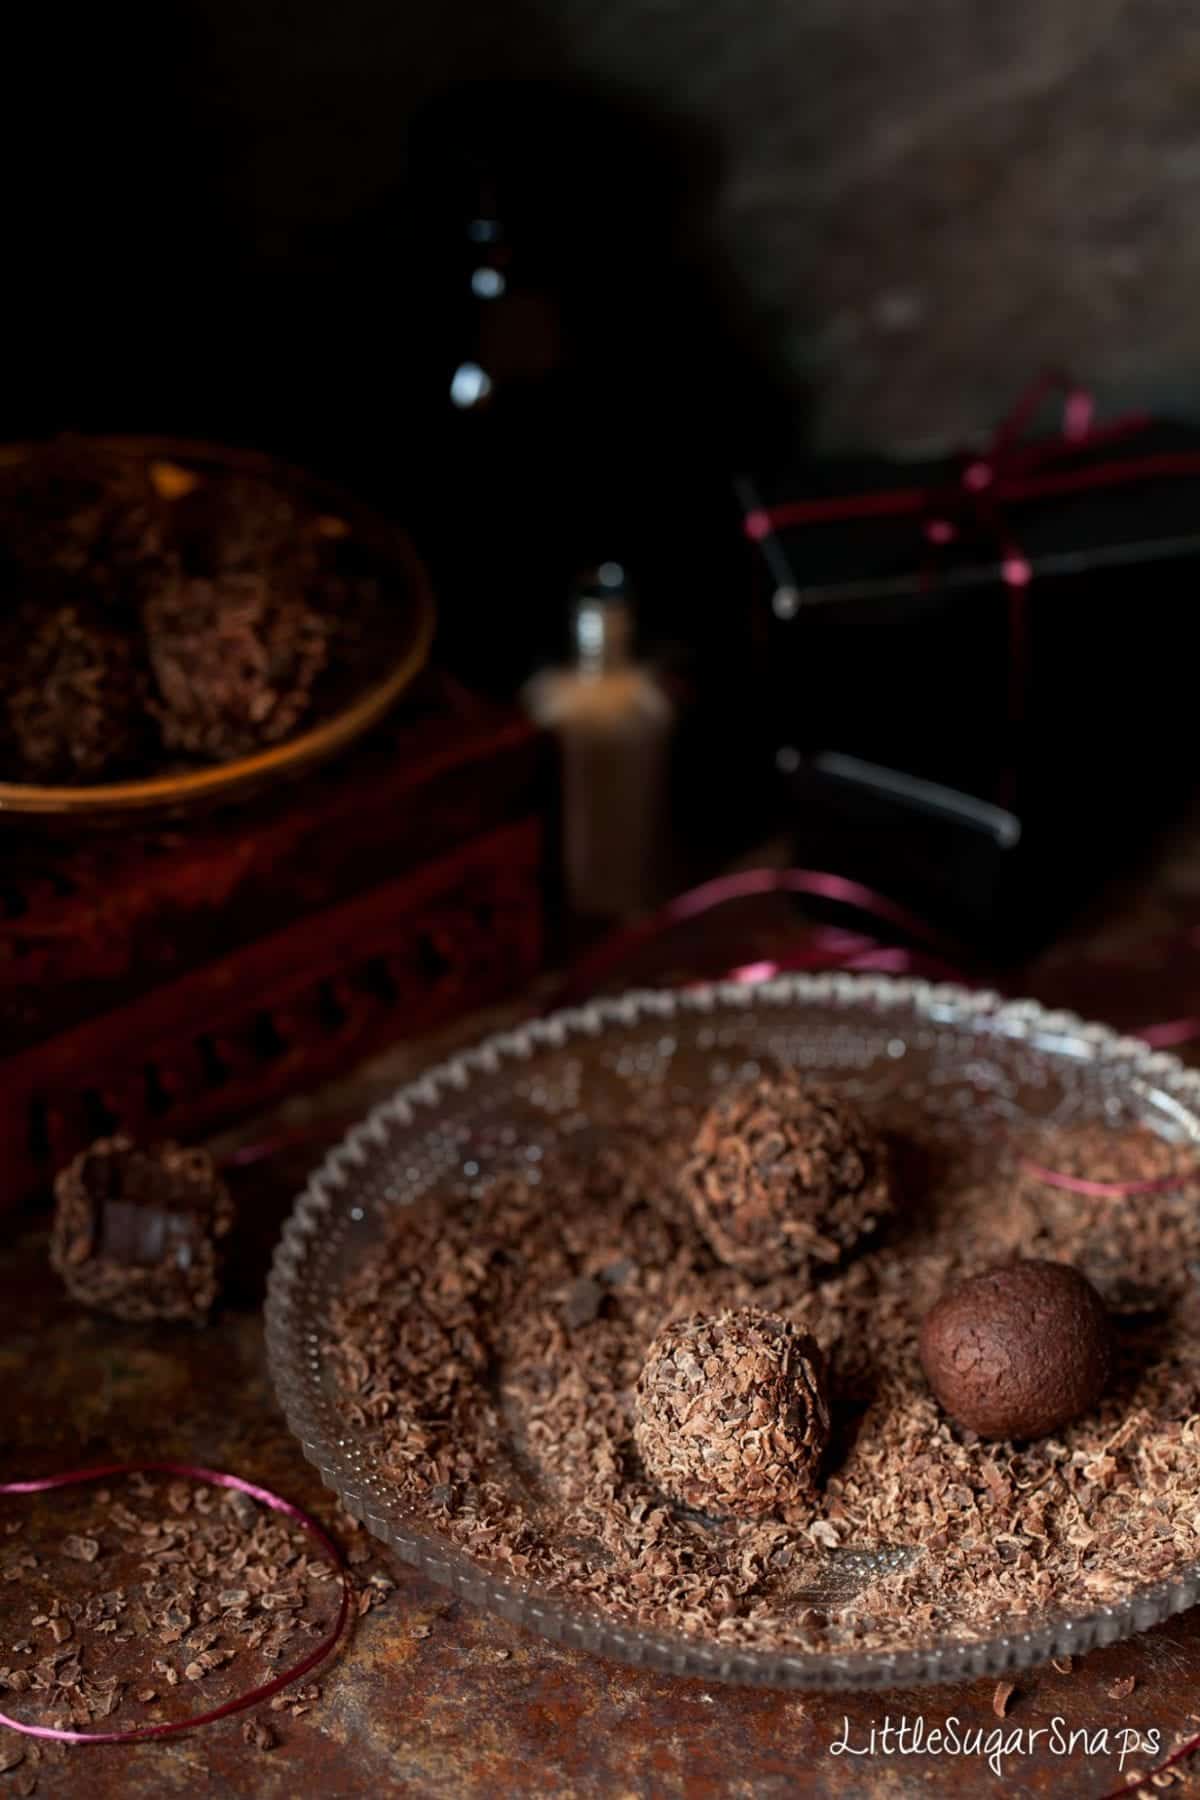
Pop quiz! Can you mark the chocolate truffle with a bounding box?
[144,572,329,761]
[50,1136,234,1323]
[4,604,149,780]
[680,1074,891,1280]
[634,1307,831,1519]
[919,1259,1113,1441]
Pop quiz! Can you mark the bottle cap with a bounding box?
[569,563,633,675]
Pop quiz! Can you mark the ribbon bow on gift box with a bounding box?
[740,368,1200,580]
[742,370,1200,806]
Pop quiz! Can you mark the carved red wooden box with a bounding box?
[0,675,553,1206]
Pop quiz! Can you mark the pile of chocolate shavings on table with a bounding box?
[326,1097,1200,1657]
[0,1473,390,1761]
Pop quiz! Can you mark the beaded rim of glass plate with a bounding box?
[264,974,1200,1689]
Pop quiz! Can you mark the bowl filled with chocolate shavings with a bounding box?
[0,436,434,821]
[265,975,1200,1689]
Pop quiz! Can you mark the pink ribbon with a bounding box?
[0,1463,350,1745]
[743,370,1163,543]
[743,369,1200,808]
[1101,1731,1200,1800]
[551,867,966,1010]
[1018,1161,1184,1199]
[554,867,1200,1203]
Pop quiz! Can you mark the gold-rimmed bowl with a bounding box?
[0,437,436,823]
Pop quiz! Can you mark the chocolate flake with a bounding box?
[60,1538,99,1565]
[993,1681,1017,1718]
[242,1717,277,1751]
[561,1277,605,1331]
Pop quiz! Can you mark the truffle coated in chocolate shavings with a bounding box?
[325,1092,1200,1658]
[679,1075,891,1280]
[144,573,330,763]
[3,604,151,782]
[634,1309,830,1520]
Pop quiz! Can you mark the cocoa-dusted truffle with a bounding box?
[51,1136,234,1323]
[144,572,330,761]
[919,1259,1113,1441]
[634,1307,831,1519]
[680,1074,891,1280]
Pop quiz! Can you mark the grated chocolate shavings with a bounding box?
[0,1475,371,1740]
[325,1098,1200,1657]
[59,1539,99,1566]
[242,1716,277,1751]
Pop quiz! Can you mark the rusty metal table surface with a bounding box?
[8,815,1200,1800]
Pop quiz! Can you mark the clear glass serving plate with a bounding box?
[265,976,1200,1689]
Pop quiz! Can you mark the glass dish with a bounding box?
[265,975,1200,1689]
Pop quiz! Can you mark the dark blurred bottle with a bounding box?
[402,87,582,694]
[398,81,785,897]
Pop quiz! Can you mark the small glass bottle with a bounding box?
[525,565,675,921]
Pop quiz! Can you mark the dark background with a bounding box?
[11,0,1199,456]
[8,0,1200,939]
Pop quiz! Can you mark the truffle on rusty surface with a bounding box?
[3,604,149,780]
[50,1136,235,1323]
[144,572,330,761]
[633,1307,831,1519]
[679,1073,891,1280]
[919,1259,1113,1441]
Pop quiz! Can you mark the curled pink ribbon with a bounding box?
[551,866,966,1010]
[0,1462,350,1745]
[551,866,1200,1203]
[1018,1161,1185,1199]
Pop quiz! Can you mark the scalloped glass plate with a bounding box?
[265,976,1200,1689]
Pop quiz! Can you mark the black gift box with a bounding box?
[741,417,1200,958]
